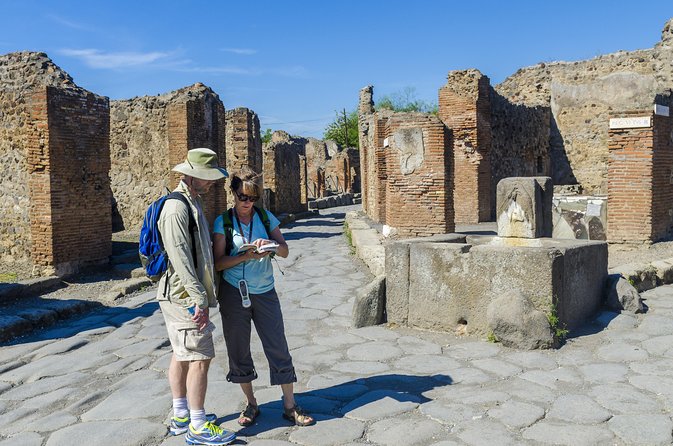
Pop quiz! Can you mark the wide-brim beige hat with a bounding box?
[172,148,229,181]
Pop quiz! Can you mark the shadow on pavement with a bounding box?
[219,373,452,435]
[284,219,344,229]
[283,231,341,241]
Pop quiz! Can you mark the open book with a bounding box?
[238,242,279,254]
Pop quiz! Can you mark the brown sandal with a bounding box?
[282,405,315,426]
[238,403,260,427]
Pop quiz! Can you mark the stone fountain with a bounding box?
[385,177,608,349]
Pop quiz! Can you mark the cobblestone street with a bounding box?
[1,207,673,445]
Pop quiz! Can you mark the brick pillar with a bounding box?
[299,154,307,206]
[225,107,262,204]
[28,86,111,275]
[27,88,53,270]
[374,117,388,223]
[439,69,492,224]
[167,97,227,226]
[608,108,673,243]
[384,114,454,237]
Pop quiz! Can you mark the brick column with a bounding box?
[439,69,492,224]
[608,111,656,243]
[384,114,454,237]
[225,107,262,204]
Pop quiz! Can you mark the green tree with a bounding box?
[323,109,359,148]
[377,86,437,114]
[261,128,273,144]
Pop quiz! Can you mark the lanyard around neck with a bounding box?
[233,208,254,244]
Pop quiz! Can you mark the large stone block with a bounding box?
[497,177,552,238]
[385,234,467,326]
[387,234,607,339]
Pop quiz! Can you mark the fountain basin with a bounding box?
[385,234,607,337]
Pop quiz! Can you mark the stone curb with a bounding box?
[0,299,99,344]
[609,258,673,292]
[345,211,385,276]
[0,276,63,305]
[308,193,359,210]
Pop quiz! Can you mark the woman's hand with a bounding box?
[241,246,270,261]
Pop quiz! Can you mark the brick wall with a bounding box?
[167,90,227,225]
[305,138,329,199]
[29,86,111,275]
[607,108,673,243]
[1,52,110,277]
[384,114,454,237]
[329,148,360,194]
[439,69,492,224]
[652,106,673,240]
[225,107,262,204]
[262,132,308,214]
[111,83,226,230]
[358,86,387,222]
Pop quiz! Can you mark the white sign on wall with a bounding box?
[609,116,651,129]
[654,104,670,116]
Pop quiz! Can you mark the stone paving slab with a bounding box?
[2,206,673,445]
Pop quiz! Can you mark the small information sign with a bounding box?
[609,116,651,129]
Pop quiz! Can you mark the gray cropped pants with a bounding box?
[217,281,297,385]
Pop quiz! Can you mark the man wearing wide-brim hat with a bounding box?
[157,148,236,445]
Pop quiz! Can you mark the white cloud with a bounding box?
[220,47,258,55]
[46,14,93,32]
[175,66,259,75]
[58,48,171,69]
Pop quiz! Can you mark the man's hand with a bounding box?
[191,305,210,331]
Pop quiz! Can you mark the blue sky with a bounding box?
[1,1,671,138]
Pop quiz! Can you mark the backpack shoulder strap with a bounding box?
[222,208,235,256]
[165,192,197,268]
[254,206,272,237]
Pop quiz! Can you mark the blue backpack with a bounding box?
[139,192,196,281]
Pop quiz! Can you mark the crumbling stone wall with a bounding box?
[262,131,307,214]
[1,52,110,277]
[608,101,673,243]
[305,137,330,198]
[328,148,360,194]
[496,18,673,195]
[439,70,492,224]
[110,83,226,229]
[225,107,262,204]
[384,114,454,236]
[490,92,551,217]
[304,138,360,198]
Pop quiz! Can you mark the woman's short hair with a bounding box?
[230,166,262,198]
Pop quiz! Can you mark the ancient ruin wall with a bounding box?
[262,132,308,215]
[35,87,111,274]
[608,103,673,244]
[0,51,102,277]
[439,69,492,224]
[110,84,226,229]
[495,18,673,194]
[384,114,454,237]
[328,148,360,194]
[304,137,329,198]
[490,92,551,216]
[225,107,262,204]
[651,105,673,240]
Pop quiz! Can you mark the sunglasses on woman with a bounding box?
[235,192,259,202]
